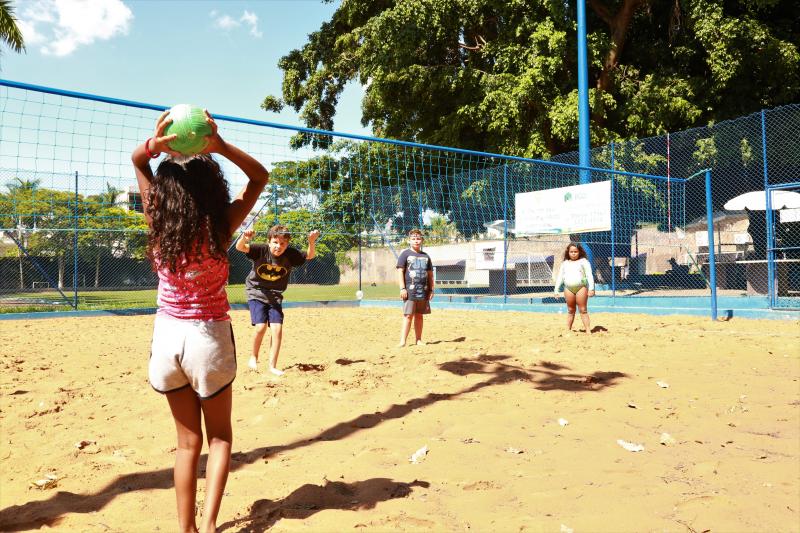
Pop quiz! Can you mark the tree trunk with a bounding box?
[589,0,647,93]
[17,227,25,289]
[58,255,64,289]
[95,252,101,288]
[18,248,24,290]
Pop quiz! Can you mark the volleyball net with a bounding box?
[1,79,694,313]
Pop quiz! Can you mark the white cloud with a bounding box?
[241,10,261,38]
[210,9,262,38]
[215,14,238,30]
[19,0,133,57]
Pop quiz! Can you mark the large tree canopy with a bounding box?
[264,0,799,157]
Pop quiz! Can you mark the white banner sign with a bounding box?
[515,181,611,235]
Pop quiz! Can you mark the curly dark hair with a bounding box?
[562,242,587,260]
[146,155,231,272]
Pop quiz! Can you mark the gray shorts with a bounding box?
[149,314,237,400]
[403,299,431,316]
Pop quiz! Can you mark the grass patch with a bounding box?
[1,283,399,314]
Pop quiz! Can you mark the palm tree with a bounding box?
[0,0,25,68]
[6,176,40,193]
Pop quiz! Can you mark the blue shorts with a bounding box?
[248,299,284,325]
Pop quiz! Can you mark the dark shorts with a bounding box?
[248,299,284,325]
[403,299,431,316]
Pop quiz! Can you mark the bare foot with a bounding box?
[269,366,285,376]
[397,342,406,347]
[416,339,426,346]
[248,356,259,371]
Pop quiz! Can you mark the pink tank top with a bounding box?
[155,244,230,321]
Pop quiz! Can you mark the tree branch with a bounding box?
[594,0,649,93]
[588,0,613,26]
[459,35,486,52]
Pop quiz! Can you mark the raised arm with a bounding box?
[236,229,255,253]
[306,230,320,260]
[131,110,178,225]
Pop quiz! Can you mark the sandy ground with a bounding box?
[1,307,799,532]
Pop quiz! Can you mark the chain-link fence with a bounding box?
[554,105,800,309]
[1,79,797,315]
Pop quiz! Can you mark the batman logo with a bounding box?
[257,263,288,282]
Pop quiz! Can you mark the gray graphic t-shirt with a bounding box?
[396,249,433,300]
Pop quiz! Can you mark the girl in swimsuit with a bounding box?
[554,242,595,334]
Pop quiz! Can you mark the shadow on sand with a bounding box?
[0,355,626,530]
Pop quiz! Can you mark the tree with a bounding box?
[80,196,148,288]
[2,177,43,289]
[0,0,25,68]
[426,214,461,244]
[264,0,799,157]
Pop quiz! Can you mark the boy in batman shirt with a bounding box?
[236,224,319,375]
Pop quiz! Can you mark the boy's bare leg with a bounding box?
[249,323,268,371]
[268,322,284,375]
[414,314,425,345]
[399,315,412,346]
[199,387,232,533]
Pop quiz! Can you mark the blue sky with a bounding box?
[1,0,369,135]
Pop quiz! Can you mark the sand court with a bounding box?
[1,308,798,531]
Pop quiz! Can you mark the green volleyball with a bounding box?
[164,104,212,155]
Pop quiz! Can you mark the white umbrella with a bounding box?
[723,190,800,211]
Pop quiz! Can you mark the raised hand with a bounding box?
[150,110,179,156]
[308,229,321,243]
[201,109,226,154]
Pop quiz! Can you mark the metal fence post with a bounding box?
[704,169,718,320]
[761,110,776,307]
[73,171,79,310]
[610,142,616,300]
[503,164,508,304]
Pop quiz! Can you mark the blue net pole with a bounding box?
[705,169,718,320]
[761,110,776,307]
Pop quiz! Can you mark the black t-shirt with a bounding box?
[245,244,306,303]
[396,248,433,300]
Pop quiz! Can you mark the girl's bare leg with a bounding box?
[166,388,203,533]
[575,287,590,334]
[563,290,577,330]
[199,386,233,533]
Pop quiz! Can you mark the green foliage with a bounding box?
[265,0,798,156]
[425,214,461,244]
[693,136,718,169]
[0,178,149,288]
[0,0,25,68]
